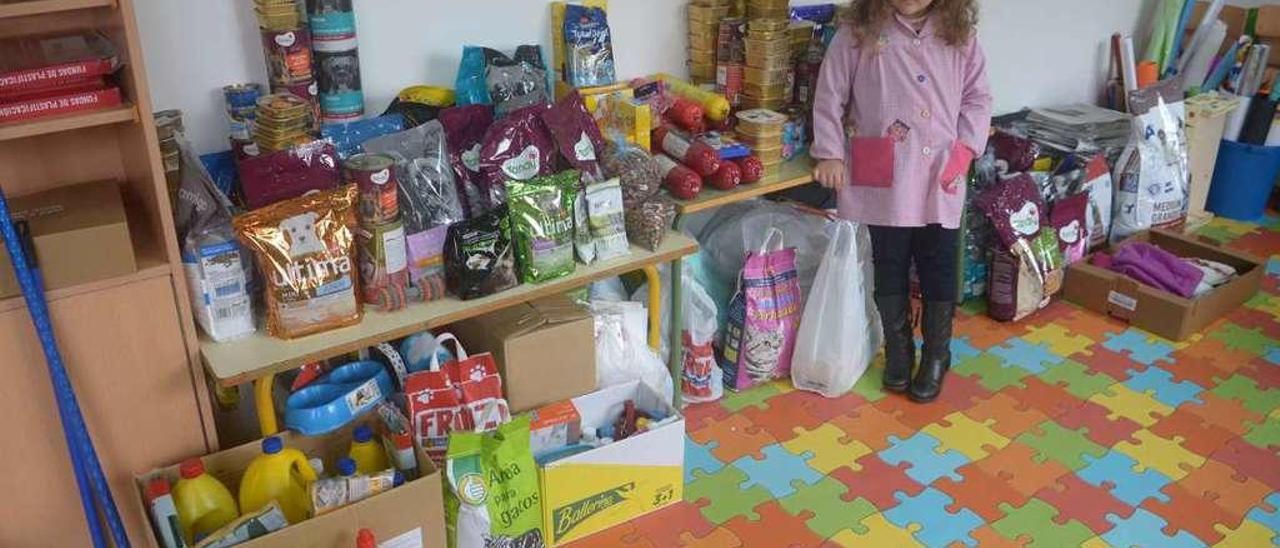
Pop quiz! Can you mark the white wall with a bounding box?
[134,0,1155,154]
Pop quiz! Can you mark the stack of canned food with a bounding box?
[688,0,731,84]
[255,0,322,135]
[734,108,788,171]
[742,17,791,110]
[253,92,315,153]
[745,0,789,20]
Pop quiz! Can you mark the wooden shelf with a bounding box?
[673,157,816,215]
[0,232,170,314]
[0,0,114,19]
[201,232,700,387]
[0,103,136,142]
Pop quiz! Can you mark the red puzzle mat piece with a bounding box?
[1178,458,1274,518]
[739,391,827,444]
[686,413,777,463]
[1035,473,1133,534]
[678,527,743,547]
[830,405,916,452]
[566,522,648,547]
[1150,407,1239,456]
[1242,356,1280,390]
[1230,307,1280,339]
[1052,305,1129,344]
[1141,483,1237,545]
[972,442,1071,497]
[965,393,1051,438]
[1212,438,1280,490]
[1056,400,1142,447]
[1161,352,1238,388]
[1182,392,1266,436]
[956,315,1032,350]
[623,501,715,548]
[1074,345,1144,381]
[968,524,1027,547]
[934,372,994,411]
[936,465,1030,522]
[684,401,731,431]
[1023,301,1081,329]
[722,500,826,548]
[1176,338,1262,375]
[1002,377,1084,419]
[1227,228,1280,257]
[872,394,957,430]
[830,454,925,509]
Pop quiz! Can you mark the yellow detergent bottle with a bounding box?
[348,424,389,474]
[172,457,238,544]
[238,436,318,524]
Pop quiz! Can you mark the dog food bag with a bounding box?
[237,139,342,210]
[506,171,578,284]
[1050,193,1089,265]
[1111,79,1190,244]
[455,46,495,106]
[603,141,662,209]
[478,104,556,209]
[234,185,361,339]
[445,416,546,548]
[586,177,630,262]
[563,4,617,88]
[487,45,553,117]
[542,92,608,181]
[975,173,1049,250]
[978,175,1064,322]
[445,204,519,300]
[991,129,1040,174]
[439,104,495,217]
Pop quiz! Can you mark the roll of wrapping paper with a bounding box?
[1180,19,1226,92]
[1224,95,1252,142]
[1204,36,1250,91]
[1121,35,1139,95]
[1167,0,1198,76]
[1178,0,1226,75]
[1137,61,1160,88]
[1237,94,1279,145]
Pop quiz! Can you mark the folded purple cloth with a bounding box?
[1109,242,1206,298]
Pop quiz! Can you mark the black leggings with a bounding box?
[869,225,960,302]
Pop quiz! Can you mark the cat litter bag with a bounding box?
[718,228,802,392]
[1111,79,1190,244]
[445,416,546,548]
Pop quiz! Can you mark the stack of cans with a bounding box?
[253,0,322,135]
[716,17,746,107]
[223,83,263,152]
[735,108,787,171]
[746,0,789,20]
[687,0,731,85]
[305,0,364,124]
[742,16,791,110]
[345,153,412,311]
[253,92,314,153]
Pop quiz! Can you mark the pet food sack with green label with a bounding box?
[506,171,579,284]
[445,416,546,548]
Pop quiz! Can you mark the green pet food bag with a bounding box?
[445,415,545,548]
[506,171,579,284]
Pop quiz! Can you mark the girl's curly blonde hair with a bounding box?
[844,0,978,48]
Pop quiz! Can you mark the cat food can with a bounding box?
[273,80,321,133]
[356,219,411,310]
[224,84,263,141]
[261,27,313,86]
[345,153,398,225]
[313,36,364,123]
[305,0,356,41]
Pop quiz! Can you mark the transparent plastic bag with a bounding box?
[680,276,723,404]
[590,302,674,405]
[792,221,874,398]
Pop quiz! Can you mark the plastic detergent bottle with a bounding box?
[238,436,318,524]
[172,458,238,544]
[348,424,389,474]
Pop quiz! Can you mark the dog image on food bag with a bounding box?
[281,212,327,258]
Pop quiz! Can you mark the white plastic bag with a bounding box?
[792,221,876,397]
[590,302,675,405]
[680,278,723,404]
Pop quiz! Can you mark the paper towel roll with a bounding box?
[1224,95,1252,142]
[1182,20,1227,92]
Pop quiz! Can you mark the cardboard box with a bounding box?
[450,295,597,413]
[0,180,136,298]
[135,425,446,548]
[538,381,684,546]
[1064,229,1264,341]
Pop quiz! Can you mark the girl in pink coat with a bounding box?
[811,0,993,402]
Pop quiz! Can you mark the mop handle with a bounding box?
[0,193,130,547]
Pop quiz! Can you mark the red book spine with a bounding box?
[0,87,122,123]
[0,58,116,94]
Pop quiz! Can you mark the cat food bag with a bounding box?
[586,177,630,262]
[718,230,802,392]
[1112,78,1189,244]
[487,45,552,117]
[542,92,607,180]
[445,204,519,300]
[1050,193,1089,265]
[563,4,616,88]
[1079,154,1113,250]
[236,140,341,209]
[506,171,578,284]
[977,174,1064,322]
[234,185,361,339]
[363,120,466,301]
[439,104,494,217]
[478,104,556,209]
[445,416,545,548]
[991,130,1040,174]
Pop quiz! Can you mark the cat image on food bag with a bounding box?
[282,212,327,258]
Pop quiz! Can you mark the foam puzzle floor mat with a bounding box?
[568,214,1280,547]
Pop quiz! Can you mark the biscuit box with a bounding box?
[538,381,684,546]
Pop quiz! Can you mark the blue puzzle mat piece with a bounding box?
[1103,508,1207,548]
[1123,366,1204,408]
[952,337,981,363]
[880,432,969,486]
[1103,330,1176,366]
[989,338,1064,374]
[730,444,822,498]
[884,487,983,546]
[1265,347,1280,365]
[1246,493,1280,530]
[1266,257,1279,278]
[1078,451,1173,506]
[685,437,724,483]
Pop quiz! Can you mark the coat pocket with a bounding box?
[848,136,895,188]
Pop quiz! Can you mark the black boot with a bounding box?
[910,301,955,403]
[875,294,914,393]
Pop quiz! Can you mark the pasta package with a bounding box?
[234,185,362,339]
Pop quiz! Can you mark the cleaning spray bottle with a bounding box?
[348,424,388,474]
[238,436,318,524]
[171,458,238,544]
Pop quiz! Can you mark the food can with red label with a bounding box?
[344,153,399,226]
[261,27,313,86]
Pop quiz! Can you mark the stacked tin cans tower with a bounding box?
[253,0,321,136]
[304,0,365,124]
[687,0,732,85]
[741,0,791,110]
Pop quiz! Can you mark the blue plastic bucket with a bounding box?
[1207,139,1280,221]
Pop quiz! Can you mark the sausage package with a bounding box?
[234,185,363,339]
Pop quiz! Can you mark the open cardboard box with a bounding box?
[538,381,684,546]
[134,423,445,548]
[1064,229,1263,341]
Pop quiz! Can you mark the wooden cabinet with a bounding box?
[0,0,214,544]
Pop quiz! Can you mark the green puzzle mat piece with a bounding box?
[778,476,879,538]
[993,499,1094,546]
[1039,359,1118,400]
[955,354,1030,392]
[686,466,773,525]
[1208,324,1274,358]
[1244,418,1280,450]
[1016,420,1107,471]
[853,367,888,403]
[1212,374,1277,416]
[721,382,783,413]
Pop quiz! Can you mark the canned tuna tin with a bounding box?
[345,153,399,225]
[224,83,263,141]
